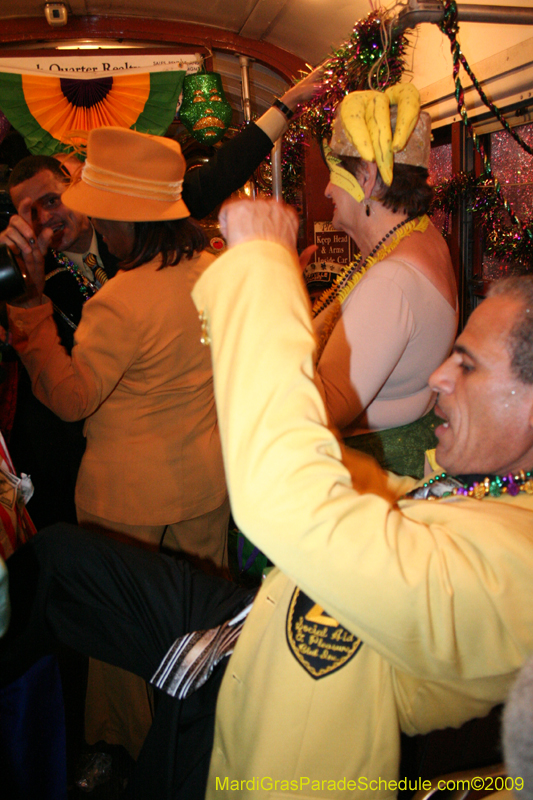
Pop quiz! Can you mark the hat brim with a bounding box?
[62,180,190,222]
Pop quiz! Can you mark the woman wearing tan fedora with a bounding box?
[6,126,230,760]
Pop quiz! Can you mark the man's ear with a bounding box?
[521,401,533,470]
[527,393,533,432]
[520,389,533,461]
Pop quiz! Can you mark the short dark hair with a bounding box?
[8,155,69,193]
[340,156,433,218]
[121,217,209,271]
[487,276,533,384]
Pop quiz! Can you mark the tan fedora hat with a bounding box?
[62,126,190,222]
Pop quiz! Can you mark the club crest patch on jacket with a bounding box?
[286,588,362,678]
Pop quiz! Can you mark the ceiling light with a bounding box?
[55,41,145,50]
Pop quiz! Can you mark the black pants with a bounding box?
[0,524,252,799]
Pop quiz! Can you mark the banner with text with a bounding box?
[0,54,201,78]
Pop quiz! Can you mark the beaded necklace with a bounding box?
[407,469,533,501]
[312,215,429,363]
[312,215,429,319]
[49,250,99,302]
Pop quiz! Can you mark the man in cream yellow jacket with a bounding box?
[2,199,533,800]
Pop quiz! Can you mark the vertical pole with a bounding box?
[238,55,256,198]
[237,53,283,200]
[271,138,282,201]
[239,55,253,123]
[451,120,474,330]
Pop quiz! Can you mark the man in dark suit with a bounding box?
[0,155,96,527]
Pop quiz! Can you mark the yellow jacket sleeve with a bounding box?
[193,240,533,687]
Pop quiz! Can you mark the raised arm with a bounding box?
[183,68,324,219]
[192,199,533,685]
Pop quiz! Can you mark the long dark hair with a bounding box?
[340,156,433,218]
[120,217,208,270]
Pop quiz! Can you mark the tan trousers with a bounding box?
[78,498,230,760]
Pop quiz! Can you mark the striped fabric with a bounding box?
[83,252,108,286]
[150,600,255,700]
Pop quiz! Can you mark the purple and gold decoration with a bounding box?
[179,72,232,145]
[258,9,409,203]
[296,9,409,147]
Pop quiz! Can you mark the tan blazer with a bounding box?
[9,250,226,525]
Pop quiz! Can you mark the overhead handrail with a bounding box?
[393,0,533,35]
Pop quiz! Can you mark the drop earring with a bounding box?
[365,203,370,217]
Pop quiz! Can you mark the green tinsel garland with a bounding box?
[436,0,533,267]
[431,173,533,268]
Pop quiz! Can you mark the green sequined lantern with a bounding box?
[179,72,233,145]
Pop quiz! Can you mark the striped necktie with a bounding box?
[84,252,108,285]
[150,598,255,699]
